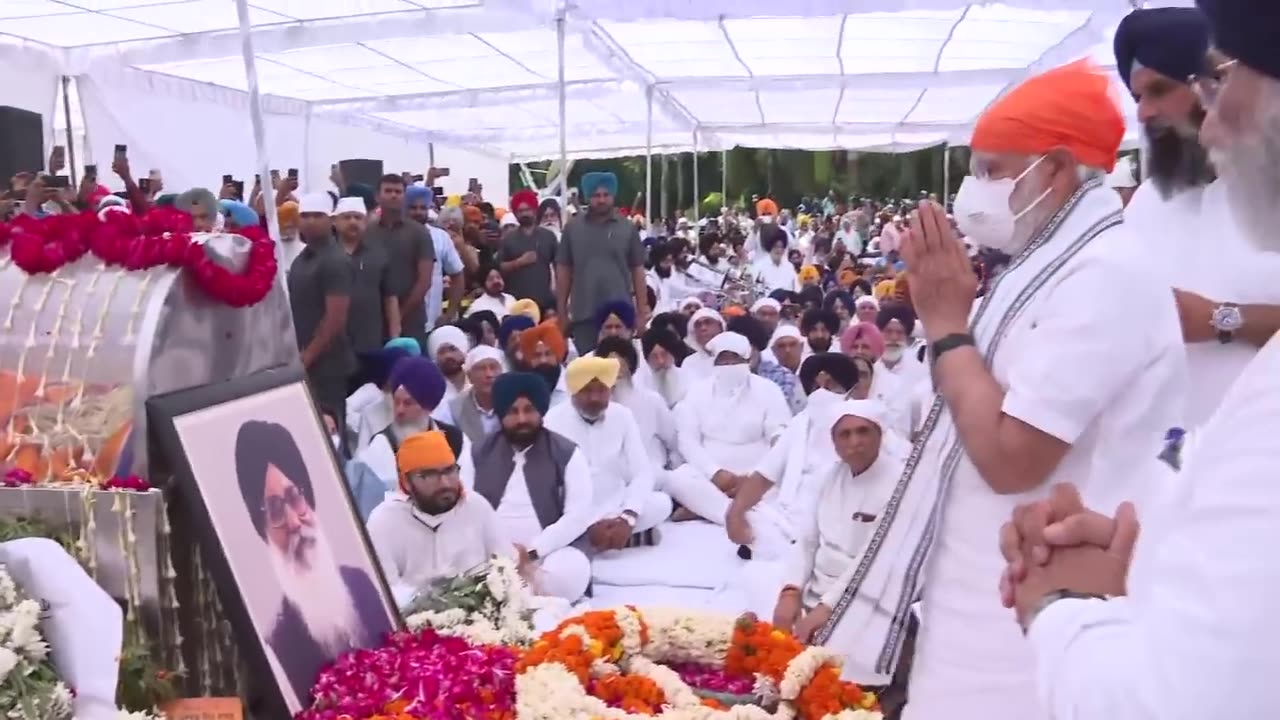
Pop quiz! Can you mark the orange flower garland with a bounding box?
[516,608,880,720]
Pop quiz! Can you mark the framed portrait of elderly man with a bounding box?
[147,365,400,717]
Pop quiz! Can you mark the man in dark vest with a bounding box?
[461,371,594,601]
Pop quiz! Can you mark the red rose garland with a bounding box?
[1,209,277,308]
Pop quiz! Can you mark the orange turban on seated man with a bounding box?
[970,59,1124,172]
[395,430,455,494]
[518,322,568,364]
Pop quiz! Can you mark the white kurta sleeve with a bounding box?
[366,503,412,600]
[787,500,820,590]
[753,419,797,485]
[530,448,595,558]
[1028,363,1280,719]
[1001,258,1169,443]
[476,500,517,562]
[675,394,721,478]
[654,398,682,466]
[619,411,657,516]
[758,380,792,440]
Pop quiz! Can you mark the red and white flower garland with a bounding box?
[0,208,277,308]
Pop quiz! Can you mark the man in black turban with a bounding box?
[640,326,690,408]
[797,352,859,397]
[233,420,387,708]
[800,308,840,353]
[1114,7,1215,199]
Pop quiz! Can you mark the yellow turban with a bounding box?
[277,201,299,227]
[395,431,455,493]
[798,265,820,284]
[565,356,620,394]
[509,298,541,323]
[445,194,462,208]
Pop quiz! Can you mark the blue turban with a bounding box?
[1197,0,1280,82]
[498,314,535,348]
[580,172,618,199]
[388,356,447,411]
[594,299,636,331]
[384,337,422,356]
[370,347,413,389]
[406,185,434,207]
[218,200,260,228]
[1113,8,1210,92]
[492,371,550,417]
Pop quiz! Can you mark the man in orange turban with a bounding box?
[821,59,1187,720]
[518,322,569,403]
[367,429,516,609]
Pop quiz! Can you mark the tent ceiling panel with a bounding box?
[904,85,1009,123]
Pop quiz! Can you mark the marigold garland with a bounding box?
[515,607,881,720]
[0,209,277,308]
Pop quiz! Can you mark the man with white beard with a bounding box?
[640,327,690,409]
[596,336,681,469]
[235,420,388,707]
[999,6,1280,714]
[813,60,1185,720]
[1116,6,1280,428]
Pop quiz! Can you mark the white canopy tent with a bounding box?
[3,0,1190,202]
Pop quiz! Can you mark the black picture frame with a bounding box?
[147,364,402,717]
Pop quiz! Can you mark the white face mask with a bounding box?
[711,363,750,393]
[953,156,1052,253]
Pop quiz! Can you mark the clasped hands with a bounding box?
[588,512,637,552]
[999,484,1141,631]
[901,201,978,339]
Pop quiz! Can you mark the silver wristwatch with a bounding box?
[1211,302,1244,344]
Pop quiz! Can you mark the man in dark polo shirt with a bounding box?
[555,172,650,354]
[289,193,356,425]
[333,196,400,392]
[497,189,557,309]
[364,174,434,350]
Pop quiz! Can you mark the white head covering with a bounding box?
[750,297,781,314]
[427,326,470,359]
[333,197,366,216]
[500,212,518,227]
[769,324,803,348]
[299,192,333,215]
[680,297,704,312]
[1106,156,1138,189]
[824,399,887,433]
[689,306,725,329]
[855,295,880,310]
[464,345,505,371]
[706,331,752,361]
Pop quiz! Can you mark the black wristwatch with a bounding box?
[526,548,540,562]
[929,332,976,366]
[1021,589,1108,634]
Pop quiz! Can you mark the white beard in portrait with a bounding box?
[268,521,360,657]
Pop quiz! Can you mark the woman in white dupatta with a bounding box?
[810,60,1187,720]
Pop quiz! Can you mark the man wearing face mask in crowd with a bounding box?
[811,59,1185,720]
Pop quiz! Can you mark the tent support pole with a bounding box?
[942,144,951,202]
[556,11,567,201]
[60,76,77,187]
[691,129,699,220]
[645,85,653,221]
[233,0,282,292]
[721,149,728,206]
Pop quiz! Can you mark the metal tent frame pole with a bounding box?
[691,129,699,220]
[645,85,653,221]
[234,0,282,292]
[556,11,568,202]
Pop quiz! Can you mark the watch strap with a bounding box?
[929,332,976,365]
[525,548,540,562]
[1023,588,1107,634]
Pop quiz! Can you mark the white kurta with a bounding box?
[544,401,669,530]
[753,257,801,294]
[1124,179,1280,428]
[614,382,681,469]
[367,494,513,607]
[347,385,391,452]
[907,232,1187,720]
[460,444,595,601]
[1028,326,1280,719]
[465,292,514,319]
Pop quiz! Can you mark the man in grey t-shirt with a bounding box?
[554,172,650,355]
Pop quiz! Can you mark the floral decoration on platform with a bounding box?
[403,556,537,647]
[0,208,277,308]
[0,560,73,719]
[299,628,519,720]
[515,608,882,720]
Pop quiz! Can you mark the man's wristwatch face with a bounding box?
[1211,304,1244,333]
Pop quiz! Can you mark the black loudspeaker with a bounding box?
[338,158,385,190]
[0,106,44,184]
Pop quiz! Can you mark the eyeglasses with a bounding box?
[1188,59,1239,109]
[405,465,461,484]
[263,485,310,527]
